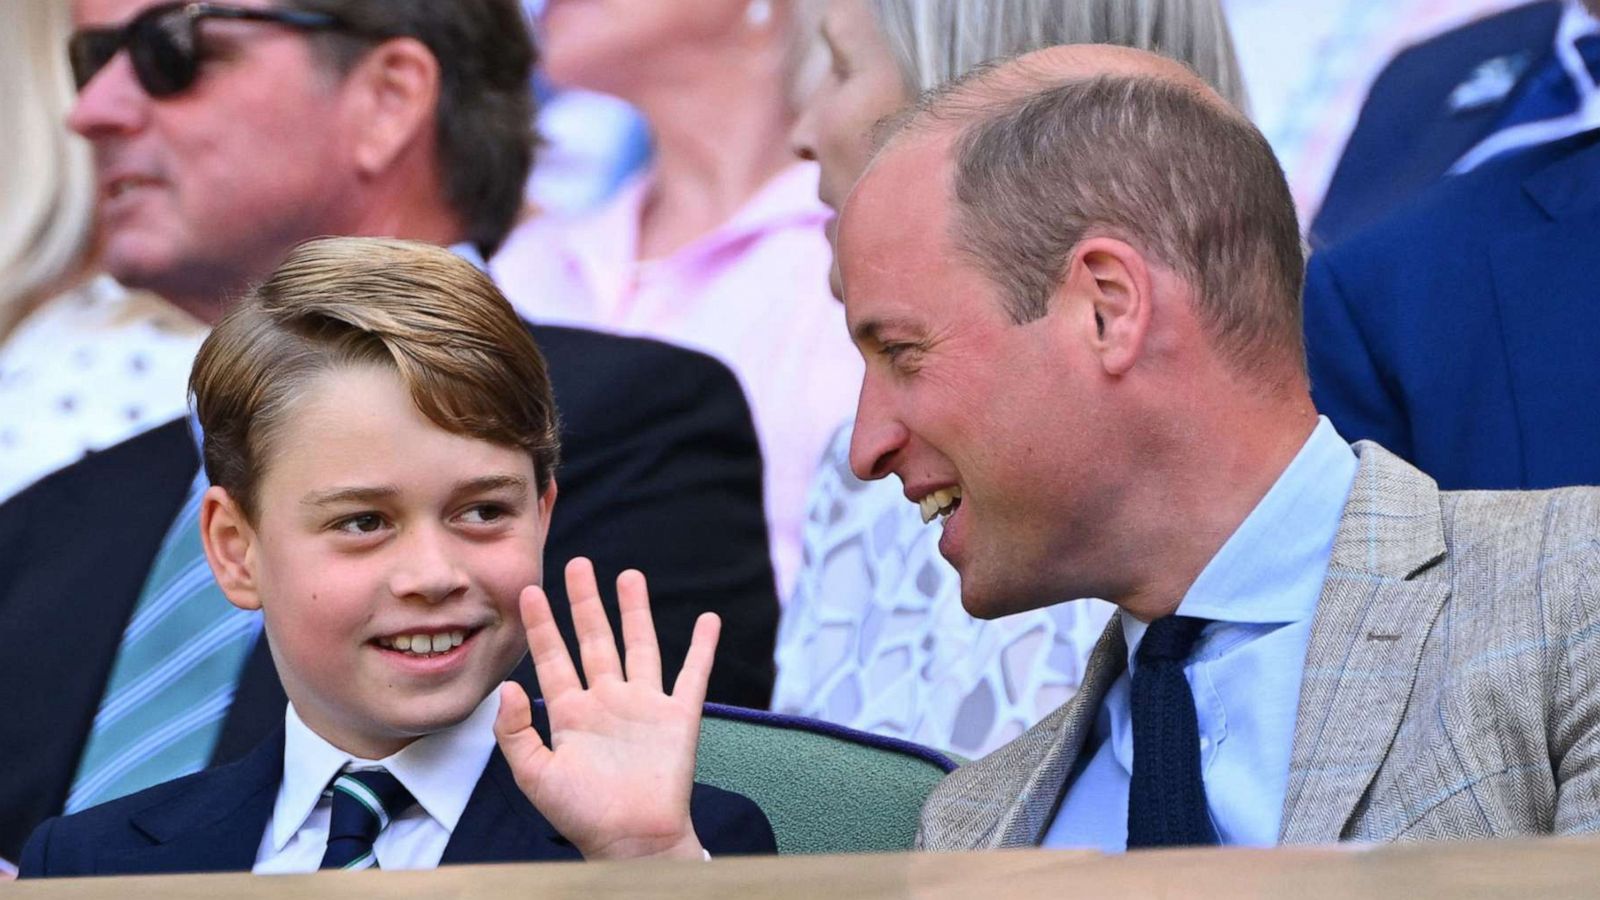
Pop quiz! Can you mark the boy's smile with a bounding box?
[204,363,555,759]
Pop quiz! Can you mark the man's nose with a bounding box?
[388,527,471,604]
[848,377,909,482]
[67,53,148,139]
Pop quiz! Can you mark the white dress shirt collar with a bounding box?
[269,691,501,854]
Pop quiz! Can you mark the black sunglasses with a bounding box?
[68,2,353,98]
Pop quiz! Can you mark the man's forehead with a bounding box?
[839,132,953,249]
[838,133,960,331]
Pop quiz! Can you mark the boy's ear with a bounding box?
[200,486,263,612]
[537,476,558,532]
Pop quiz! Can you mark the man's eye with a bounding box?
[333,513,386,535]
[881,342,921,370]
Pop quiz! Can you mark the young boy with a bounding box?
[19,238,774,877]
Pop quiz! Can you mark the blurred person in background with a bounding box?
[773,0,1246,758]
[1219,0,1520,228]
[0,0,204,503]
[1310,0,1598,247]
[491,0,862,600]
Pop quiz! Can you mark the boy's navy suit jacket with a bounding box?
[0,324,779,862]
[19,710,777,877]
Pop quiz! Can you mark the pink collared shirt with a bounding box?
[491,162,860,600]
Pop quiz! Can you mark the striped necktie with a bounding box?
[320,769,417,870]
[65,471,261,812]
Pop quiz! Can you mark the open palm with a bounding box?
[494,557,718,860]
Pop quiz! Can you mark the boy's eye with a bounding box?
[333,513,386,535]
[460,504,510,525]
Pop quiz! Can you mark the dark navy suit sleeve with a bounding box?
[687,783,777,856]
[1304,250,1413,458]
[17,816,56,878]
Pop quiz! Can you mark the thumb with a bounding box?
[494,681,553,796]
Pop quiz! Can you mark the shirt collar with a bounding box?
[1120,416,1358,657]
[270,691,501,852]
[1559,0,1600,90]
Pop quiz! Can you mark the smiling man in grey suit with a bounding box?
[835,44,1600,852]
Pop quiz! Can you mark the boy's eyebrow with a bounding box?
[453,475,530,496]
[301,476,531,509]
[301,485,402,508]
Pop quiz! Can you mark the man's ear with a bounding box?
[1061,236,1154,376]
[201,486,263,612]
[342,37,441,177]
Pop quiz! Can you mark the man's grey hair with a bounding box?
[901,72,1305,378]
[870,0,1249,113]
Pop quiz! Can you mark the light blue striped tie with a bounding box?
[65,472,262,812]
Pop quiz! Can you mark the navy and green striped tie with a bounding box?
[65,472,261,812]
[320,769,417,870]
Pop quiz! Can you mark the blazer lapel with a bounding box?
[1486,135,1600,488]
[440,748,577,864]
[1278,443,1451,843]
[987,618,1126,848]
[105,730,283,874]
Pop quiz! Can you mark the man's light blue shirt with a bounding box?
[1043,417,1358,851]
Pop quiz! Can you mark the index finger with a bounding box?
[520,583,582,700]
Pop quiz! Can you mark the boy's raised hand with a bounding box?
[493,557,719,861]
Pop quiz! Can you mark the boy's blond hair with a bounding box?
[190,237,560,520]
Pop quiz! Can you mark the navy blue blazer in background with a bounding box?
[1310,0,1563,248]
[19,707,777,878]
[0,323,779,863]
[1304,126,1600,491]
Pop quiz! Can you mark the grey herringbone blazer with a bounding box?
[919,442,1600,849]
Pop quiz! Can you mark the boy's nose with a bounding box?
[388,529,470,603]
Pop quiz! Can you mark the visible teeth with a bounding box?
[917,486,963,524]
[380,630,470,654]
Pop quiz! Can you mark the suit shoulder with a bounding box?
[1439,485,1600,610]
[528,324,742,388]
[1317,127,1593,274]
[1375,1,1560,85]
[1442,484,1600,548]
[2,417,192,512]
[20,766,232,875]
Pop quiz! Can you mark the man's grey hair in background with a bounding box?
[869,0,1249,112]
[887,69,1304,382]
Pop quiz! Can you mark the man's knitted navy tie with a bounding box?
[319,769,416,870]
[1127,614,1218,849]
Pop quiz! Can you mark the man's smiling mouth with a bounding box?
[916,485,963,524]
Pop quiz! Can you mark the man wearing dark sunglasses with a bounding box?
[0,0,781,866]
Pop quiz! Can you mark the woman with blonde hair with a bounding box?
[0,0,204,501]
[491,1,863,601]
[774,0,1248,757]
